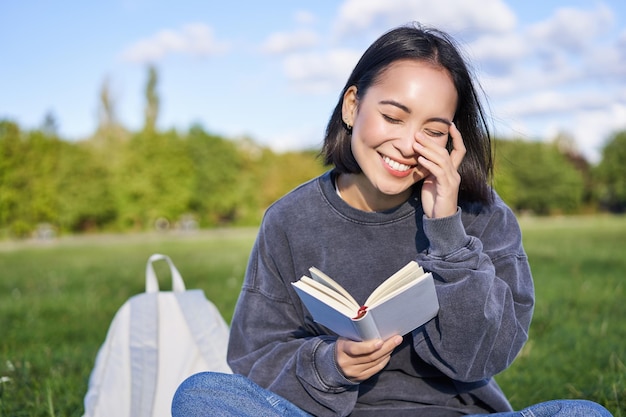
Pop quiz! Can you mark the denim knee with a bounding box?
[172,372,242,416]
[519,399,613,417]
[171,372,311,417]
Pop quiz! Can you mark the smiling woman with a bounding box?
[338,59,460,212]
[171,23,613,417]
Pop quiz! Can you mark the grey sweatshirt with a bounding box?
[228,170,534,417]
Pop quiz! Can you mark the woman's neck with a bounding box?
[336,173,412,212]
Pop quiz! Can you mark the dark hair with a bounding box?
[321,23,493,205]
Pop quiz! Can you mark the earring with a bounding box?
[344,119,352,131]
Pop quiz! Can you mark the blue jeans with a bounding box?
[172,372,613,417]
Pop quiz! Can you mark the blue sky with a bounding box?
[2,0,625,163]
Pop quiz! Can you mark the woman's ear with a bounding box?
[341,86,358,128]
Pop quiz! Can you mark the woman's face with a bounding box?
[343,59,458,203]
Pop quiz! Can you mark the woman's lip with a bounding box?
[380,154,415,177]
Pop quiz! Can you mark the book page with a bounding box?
[292,284,366,340]
[292,277,359,315]
[308,267,360,308]
[367,272,432,308]
[367,272,439,340]
[366,261,424,306]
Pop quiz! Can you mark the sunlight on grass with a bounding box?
[1,218,625,416]
[497,215,626,416]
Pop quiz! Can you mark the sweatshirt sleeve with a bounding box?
[227,216,359,417]
[413,199,534,383]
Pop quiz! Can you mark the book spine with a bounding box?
[353,312,381,341]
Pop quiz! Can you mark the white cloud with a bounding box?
[294,10,317,25]
[491,111,620,165]
[282,49,362,93]
[274,0,520,95]
[479,59,583,99]
[620,27,626,46]
[499,89,623,118]
[252,0,626,163]
[474,3,624,104]
[120,23,229,63]
[466,32,528,74]
[572,102,626,162]
[333,0,516,38]
[490,86,626,163]
[264,127,323,152]
[583,43,626,81]
[527,4,614,53]
[260,30,319,55]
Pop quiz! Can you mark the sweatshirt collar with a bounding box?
[319,170,422,224]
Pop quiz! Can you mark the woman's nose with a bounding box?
[396,128,420,157]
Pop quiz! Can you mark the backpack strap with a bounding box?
[128,254,186,417]
[175,290,230,373]
[129,293,158,417]
[129,255,230,417]
[145,254,186,293]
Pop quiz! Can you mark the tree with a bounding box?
[56,142,117,232]
[0,125,62,236]
[41,111,59,136]
[494,139,584,215]
[256,149,327,209]
[143,65,160,133]
[98,76,117,129]
[0,120,24,235]
[186,125,244,226]
[116,129,194,230]
[554,132,594,207]
[595,130,626,212]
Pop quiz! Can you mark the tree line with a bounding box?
[1,67,624,239]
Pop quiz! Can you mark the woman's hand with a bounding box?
[414,122,466,218]
[335,335,403,382]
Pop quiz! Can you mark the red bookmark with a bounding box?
[354,305,368,319]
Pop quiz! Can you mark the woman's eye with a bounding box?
[425,129,446,138]
[382,114,401,124]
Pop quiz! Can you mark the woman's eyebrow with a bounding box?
[426,117,452,126]
[379,100,452,126]
[379,99,411,114]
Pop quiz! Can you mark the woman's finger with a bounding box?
[448,122,466,170]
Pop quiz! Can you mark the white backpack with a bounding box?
[82,253,232,417]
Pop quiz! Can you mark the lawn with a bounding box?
[497,215,625,414]
[0,216,624,416]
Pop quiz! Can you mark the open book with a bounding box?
[291,261,439,341]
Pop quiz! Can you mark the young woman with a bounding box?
[172,24,612,417]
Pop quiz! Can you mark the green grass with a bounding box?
[1,217,624,416]
[0,229,256,417]
[496,215,626,415]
